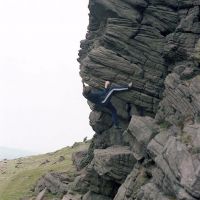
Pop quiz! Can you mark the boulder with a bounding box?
[69,167,119,197]
[114,164,149,200]
[92,146,137,183]
[183,123,200,151]
[72,150,88,171]
[147,130,171,159]
[35,188,47,200]
[89,110,112,134]
[154,136,200,199]
[68,172,90,195]
[35,172,72,195]
[62,194,81,200]
[82,191,112,200]
[136,183,173,200]
[124,116,159,160]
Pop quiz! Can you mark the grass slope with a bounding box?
[0,142,89,200]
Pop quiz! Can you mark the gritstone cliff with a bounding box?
[65,0,200,199]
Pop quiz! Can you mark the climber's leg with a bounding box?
[101,85,129,104]
[126,102,132,121]
[105,102,120,128]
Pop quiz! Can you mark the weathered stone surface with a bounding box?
[72,150,88,171]
[183,123,200,151]
[87,166,120,197]
[62,194,81,200]
[114,164,149,200]
[124,0,148,8]
[69,166,120,197]
[177,6,200,34]
[124,116,159,160]
[142,5,178,33]
[88,47,143,75]
[80,0,168,115]
[153,136,200,199]
[76,0,200,199]
[68,172,90,195]
[136,183,172,200]
[147,130,171,159]
[91,128,125,150]
[92,146,136,183]
[156,73,200,126]
[82,191,112,200]
[147,124,181,159]
[35,172,72,195]
[89,0,141,22]
[89,110,113,133]
[35,188,47,200]
[150,0,200,9]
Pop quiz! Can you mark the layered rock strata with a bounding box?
[33,0,200,200]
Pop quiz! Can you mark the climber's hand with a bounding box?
[105,81,111,88]
[82,80,86,87]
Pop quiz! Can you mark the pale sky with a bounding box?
[0,0,93,153]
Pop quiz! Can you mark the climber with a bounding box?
[82,80,133,129]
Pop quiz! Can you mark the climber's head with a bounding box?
[82,86,91,97]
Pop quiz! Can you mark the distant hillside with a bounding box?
[0,146,36,160]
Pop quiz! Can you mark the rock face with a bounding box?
[72,150,88,171]
[35,0,200,199]
[35,172,73,195]
[74,0,200,199]
[124,116,159,160]
[92,146,137,183]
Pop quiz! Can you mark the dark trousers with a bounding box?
[101,85,129,126]
[101,85,129,104]
[104,102,119,126]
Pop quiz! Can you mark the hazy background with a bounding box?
[0,0,92,154]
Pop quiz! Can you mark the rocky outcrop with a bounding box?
[92,146,137,183]
[114,163,149,200]
[62,194,81,200]
[34,0,200,199]
[72,150,88,171]
[75,0,200,199]
[124,116,159,160]
[155,72,200,126]
[35,172,74,195]
[136,183,172,200]
[35,188,47,200]
[82,191,112,200]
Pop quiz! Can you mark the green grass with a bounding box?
[0,142,89,200]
